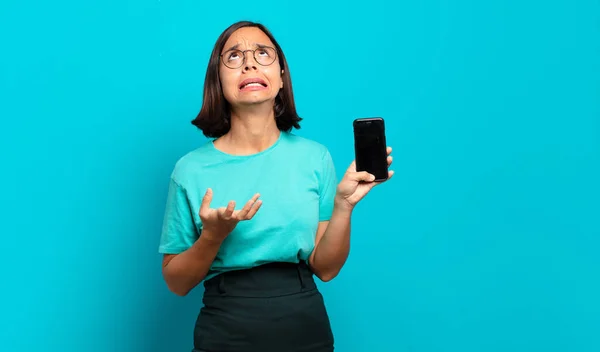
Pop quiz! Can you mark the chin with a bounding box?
[237,93,276,105]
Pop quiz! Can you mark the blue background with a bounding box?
[1,0,599,351]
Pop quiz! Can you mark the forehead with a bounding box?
[222,27,274,50]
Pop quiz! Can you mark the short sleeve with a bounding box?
[158,177,200,254]
[318,149,338,221]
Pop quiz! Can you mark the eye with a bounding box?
[227,52,240,60]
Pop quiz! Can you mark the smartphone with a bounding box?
[353,117,389,181]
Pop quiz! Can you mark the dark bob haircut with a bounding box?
[191,21,302,138]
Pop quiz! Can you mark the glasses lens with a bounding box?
[222,49,244,68]
[221,47,277,68]
[254,47,277,66]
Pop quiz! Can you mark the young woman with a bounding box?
[158,20,393,352]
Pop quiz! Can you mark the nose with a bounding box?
[242,50,258,71]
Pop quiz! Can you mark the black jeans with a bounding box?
[193,262,335,352]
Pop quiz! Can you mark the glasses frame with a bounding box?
[220,46,278,69]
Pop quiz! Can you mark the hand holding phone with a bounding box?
[334,117,392,210]
[353,117,389,182]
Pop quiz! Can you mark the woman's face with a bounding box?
[219,27,283,109]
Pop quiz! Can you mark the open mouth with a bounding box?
[239,78,268,90]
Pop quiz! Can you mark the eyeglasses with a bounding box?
[220,46,278,69]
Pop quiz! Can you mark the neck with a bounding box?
[218,104,281,155]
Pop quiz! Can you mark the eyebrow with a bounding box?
[223,44,240,52]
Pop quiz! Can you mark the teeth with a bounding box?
[242,82,263,88]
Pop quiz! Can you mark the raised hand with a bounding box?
[335,146,394,211]
[198,188,262,242]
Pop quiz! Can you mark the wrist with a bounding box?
[197,229,227,247]
[334,196,354,216]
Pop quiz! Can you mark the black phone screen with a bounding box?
[353,118,388,181]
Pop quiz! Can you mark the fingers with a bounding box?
[388,155,393,167]
[244,198,262,219]
[237,193,262,219]
[372,170,395,187]
[199,188,213,215]
[202,188,263,222]
[347,171,376,183]
[387,146,392,155]
[219,200,236,220]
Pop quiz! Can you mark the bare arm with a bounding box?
[309,147,394,282]
[309,200,353,282]
[161,230,223,296]
[161,189,262,296]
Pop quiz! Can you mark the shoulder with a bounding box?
[281,132,331,160]
[169,141,216,186]
[280,133,336,179]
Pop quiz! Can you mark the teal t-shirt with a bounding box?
[158,131,338,280]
